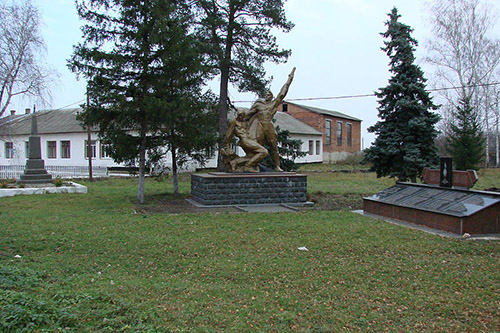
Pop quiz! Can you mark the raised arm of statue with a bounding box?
[272,67,296,109]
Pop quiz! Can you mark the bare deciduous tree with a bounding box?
[0,0,53,118]
[426,0,500,166]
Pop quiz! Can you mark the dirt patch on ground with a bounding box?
[136,193,366,215]
[307,193,365,211]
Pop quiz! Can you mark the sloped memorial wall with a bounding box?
[363,183,500,235]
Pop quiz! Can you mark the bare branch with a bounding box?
[0,0,56,117]
[426,0,500,166]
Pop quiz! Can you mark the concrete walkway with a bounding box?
[186,198,314,213]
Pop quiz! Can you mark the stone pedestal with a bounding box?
[191,172,308,206]
[18,159,53,184]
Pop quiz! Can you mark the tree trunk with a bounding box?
[216,4,236,172]
[496,128,499,167]
[496,96,499,167]
[484,107,490,168]
[87,125,93,181]
[217,70,229,171]
[171,144,179,196]
[137,134,147,204]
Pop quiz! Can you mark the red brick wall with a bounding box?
[278,103,361,154]
[364,199,500,235]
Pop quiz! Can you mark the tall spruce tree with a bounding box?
[446,95,485,170]
[365,7,440,182]
[194,0,294,170]
[69,0,215,203]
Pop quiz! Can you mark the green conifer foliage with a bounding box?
[69,0,215,203]
[446,96,485,170]
[365,7,440,182]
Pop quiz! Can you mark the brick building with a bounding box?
[277,102,362,162]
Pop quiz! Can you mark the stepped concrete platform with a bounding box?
[17,159,53,184]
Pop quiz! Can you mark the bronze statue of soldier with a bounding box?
[249,67,295,171]
[221,67,296,173]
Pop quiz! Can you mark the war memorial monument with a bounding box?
[191,68,309,206]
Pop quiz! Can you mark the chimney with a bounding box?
[10,110,16,116]
[25,108,31,114]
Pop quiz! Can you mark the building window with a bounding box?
[100,142,111,159]
[84,140,97,159]
[206,146,215,158]
[61,141,71,159]
[315,140,320,155]
[282,103,288,112]
[5,142,14,159]
[308,140,314,155]
[325,120,331,145]
[346,123,352,147]
[47,141,57,159]
[337,122,343,146]
[230,142,239,155]
[25,141,29,158]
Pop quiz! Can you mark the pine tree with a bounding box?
[69,0,215,203]
[365,7,440,182]
[194,0,294,170]
[446,95,485,170]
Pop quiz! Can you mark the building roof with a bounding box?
[0,108,86,136]
[274,111,322,135]
[230,108,322,136]
[1,107,322,137]
[286,101,362,122]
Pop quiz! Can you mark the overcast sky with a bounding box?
[9,0,500,147]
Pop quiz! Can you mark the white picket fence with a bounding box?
[0,165,108,179]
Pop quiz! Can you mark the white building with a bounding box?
[0,108,322,177]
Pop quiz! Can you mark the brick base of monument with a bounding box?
[191,172,308,205]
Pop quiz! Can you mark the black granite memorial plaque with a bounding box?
[440,157,453,188]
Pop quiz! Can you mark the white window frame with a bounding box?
[308,140,314,155]
[61,141,71,159]
[5,142,14,159]
[100,142,111,159]
[84,140,97,159]
[47,141,57,159]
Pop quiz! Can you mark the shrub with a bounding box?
[54,178,64,187]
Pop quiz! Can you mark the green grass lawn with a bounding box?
[0,170,499,331]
